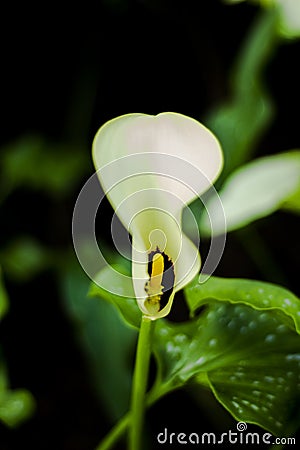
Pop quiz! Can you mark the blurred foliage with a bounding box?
[0,133,91,281]
[60,258,137,422]
[0,270,35,427]
[192,5,300,243]
[0,268,9,319]
[0,238,52,282]
[205,1,298,233]
[0,135,89,202]
[200,151,300,235]
[0,381,36,428]
[0,127,90,431]
[206,9,278,178]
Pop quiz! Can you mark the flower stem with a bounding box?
[95,380,175,450]
[128,315,154,450]
[95,413,129,450]
[95,316,156,450]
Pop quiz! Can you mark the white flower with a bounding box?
[93,113,223,319]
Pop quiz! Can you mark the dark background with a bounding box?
[1,0,299,449]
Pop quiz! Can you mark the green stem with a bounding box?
[94,316,156,450]
[95,380,175,450]
[95,413,129,450]
[128,315,154,450]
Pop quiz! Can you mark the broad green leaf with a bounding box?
[61,260,137,421]
[186,276,300,333]
[208,359,300,436]
[151,303,300,435]
[200,151,300,235]
[206,9,277,178]
[149,277,300,436]
[89,265,141,329]
[0,268,9,319]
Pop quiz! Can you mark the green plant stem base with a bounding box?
[95,413,129,450]
[96,316,155,450]
[128,316,154,450]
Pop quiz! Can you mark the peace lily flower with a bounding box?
[93,113,223,320]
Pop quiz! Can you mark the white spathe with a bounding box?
[93,112,223,319]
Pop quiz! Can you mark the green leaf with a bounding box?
[0,267,9,319]
[149,277,300,436]
[203,302,300,435]
[89,265,142,329]
[200,151,300,235]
